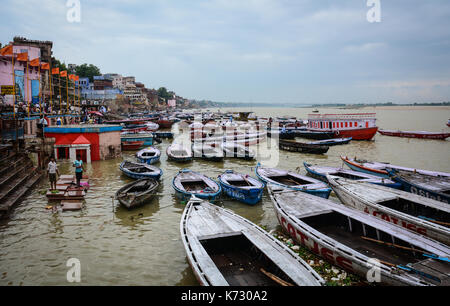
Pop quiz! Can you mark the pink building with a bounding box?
[0,45,42,106]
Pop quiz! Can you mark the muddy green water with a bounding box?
[0,106,449,285]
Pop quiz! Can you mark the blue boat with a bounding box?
[387,169,450,204]
[136,147,161,165]
[119,161,163,180]
[255,163,331,199]
[218,170,265,205]
[303,162,402,189]
[172,169,221,202]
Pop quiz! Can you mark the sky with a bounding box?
[1,0,450,104]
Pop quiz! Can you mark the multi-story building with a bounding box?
[93,76,113,90]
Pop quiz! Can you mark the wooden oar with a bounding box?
[418,216,450,227]
[361,236,426,254]
[241,175,252,186]
[260,268,294,286]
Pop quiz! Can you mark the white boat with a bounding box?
[268,184,450,286]
[327,175,450,245]
[180,196,325,286]
[192,143,224,161]
[166,143,193,162]
[221,142,255,160]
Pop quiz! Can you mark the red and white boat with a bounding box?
[307,113,378,140]
[121,141,144,151]
[378,130,450,140]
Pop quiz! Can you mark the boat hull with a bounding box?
[173,185,221,202]
[219,180,264,205]
[388,170,450,204]
[119,162,163,180]
[333,127,378,140]
[121,141,144,151]
[378,130,450,140]
[278,140,329,154]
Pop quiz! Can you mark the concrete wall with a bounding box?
[98,131,121,160]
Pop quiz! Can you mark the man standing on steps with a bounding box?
[47,156,60,191]
[73,155,85,188]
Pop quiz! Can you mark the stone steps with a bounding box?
[0,150,43,218]
[0,171,42,214]
[0,160,33,186]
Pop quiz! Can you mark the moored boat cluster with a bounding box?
[112,110,450,287]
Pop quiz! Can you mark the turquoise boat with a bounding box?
[121,132,154,146]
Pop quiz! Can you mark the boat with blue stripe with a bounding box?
[136,147,161,165]
[119,161,163,180]
[121,132,154,146]
[255,163,331,199]
[172,169,221,202]
[304,162,402,189]
[387,169,450,204]
[218,170,264,205]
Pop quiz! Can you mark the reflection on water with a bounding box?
[0,106,449,285]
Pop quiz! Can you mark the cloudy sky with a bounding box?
[1,0,450,104]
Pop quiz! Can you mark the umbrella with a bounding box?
[88,111,103,117]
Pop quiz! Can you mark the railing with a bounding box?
[1,128,24,141]
[308,113,376,120]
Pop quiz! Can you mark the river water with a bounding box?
[0,106,449,286]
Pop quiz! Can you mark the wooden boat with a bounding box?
[221,142,255,160]
[341,156,450,179]
[268,185,450,286]
[122,125,148,133]
[218,170,264,205]
[378,130,450,140]
[278,139,329,154]
[255,163,331,198]
[115,178,159,209]
[153,131,174,139]
[121,140,144,151]
[119,161,163,180]
[303,162,401,189]
[309,137,352,146]
[157,117,175,129]
[145,122,159,132]
[267,130,296,139]
[172,169,221,201]
[180,196,324,286]
[192,143,224,162]
[121,132,154,146]
[327,176,450,245]
[166,143,193,162]
[388,169,450,204]
[294,130,336,140]
[136,147,161,165]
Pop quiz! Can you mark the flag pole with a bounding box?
[66,75,69,114]
[26,56,30,117]
[38,59,42,116]
[12,48,16,120]
[49,62,53,114]
[59,74,62,114]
